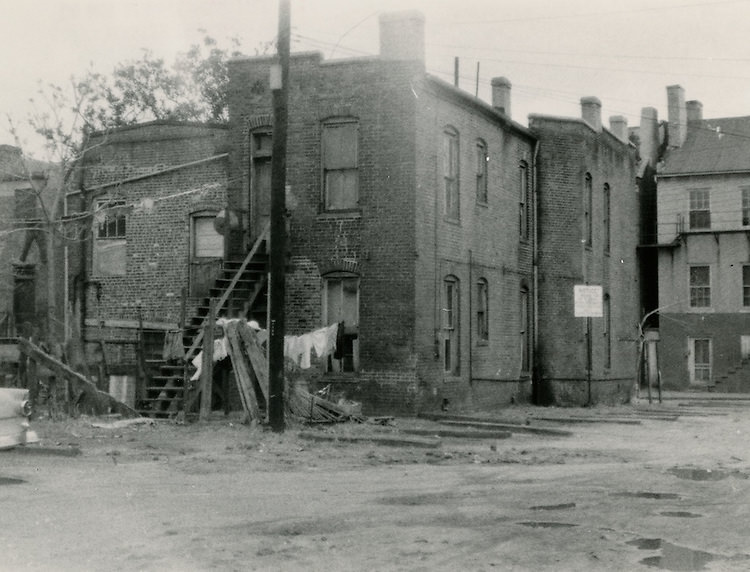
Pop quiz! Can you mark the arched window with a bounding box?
[443,275,460,374]
[519,161,529,240]
[603,293,612,369]
[323,271,359,372]
[476,278,489,342]
[603,183,611,254]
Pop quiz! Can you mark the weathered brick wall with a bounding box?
[228,54,423,413]
[530,116,639,405]
[75,122,228,364]
[413,79,536,412]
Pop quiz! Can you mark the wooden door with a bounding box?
[190,214,224,298]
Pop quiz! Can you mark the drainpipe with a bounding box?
[468,249,473,387]
[532,139,540,403]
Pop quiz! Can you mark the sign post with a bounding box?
[574,285,603,406]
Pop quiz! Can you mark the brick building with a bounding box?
[654,85,750,391]
[68,122,229,378]
[529,99,640,405]
[227,11,538,414]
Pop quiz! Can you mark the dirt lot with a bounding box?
[3,396,750,571]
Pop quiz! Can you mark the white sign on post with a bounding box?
[574,285,603,317]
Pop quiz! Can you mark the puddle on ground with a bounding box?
[0,477,26,485]
[659,511,702,518]
[628,538,714,570]
[612,492,681,500]
[516,521,578,528]
[668,467,748,481]
[530,502,576,511]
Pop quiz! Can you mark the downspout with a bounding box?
[532,138,540,403]
[468,249,473,387]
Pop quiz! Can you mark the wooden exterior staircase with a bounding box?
[138,224,270,417]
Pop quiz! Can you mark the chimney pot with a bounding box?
[581,96,602,132]
[491,76,511,117]
[686,100,703,124]
[667,84,687,148]
[609,115,628,142]
[379,11,425,64]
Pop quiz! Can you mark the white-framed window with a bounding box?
[443,275,460,374]
[323,272,359,372]
[443,128,459,220]
[689,265,711,308]
[322,120,359,211]
[689,189,710,230]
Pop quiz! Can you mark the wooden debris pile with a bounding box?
[222,321,362,424]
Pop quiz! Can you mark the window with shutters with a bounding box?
[322,121,359,211]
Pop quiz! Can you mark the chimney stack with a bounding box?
[667,85,687,148]
[491,77,511,117]
[639,107,659,168]
[581,97,602,132]
[686,100,703,124]
[379,11,425,64]
[609,115,628,142]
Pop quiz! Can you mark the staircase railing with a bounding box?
[184,221,270,363]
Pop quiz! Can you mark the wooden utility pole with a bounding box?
[268,0,290,432]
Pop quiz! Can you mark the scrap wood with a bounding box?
[298,431,441,448]
[287,386,365,423]
[18,338,140,418]
[91,417,156,429]
[236,321,269,400]
[224,321,262,422]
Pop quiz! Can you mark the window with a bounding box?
[743,188,750,226]
[689,265,711,307]
[193,215,224,258]
[519,161,529,240]
[322,121,359,211]
[584,173,592,247]
[743,266,750,307]
[603,294,611,369]
[443,276,460,374]
[476,278,488,342]
[690,338,712,384]
[443,128,459,220]
[323,273,359,372]
[96,199,126,239]
[476,140,488,204]
[93,199,127,276]
[689,189,710,230]
[520,286,531,372]
[603,183,611,254]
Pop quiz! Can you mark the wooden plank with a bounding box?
[236,322,269,403]
[17,338,140,418]
[224,321,260,421]
[85,318,178,331]
[199,299,216,420]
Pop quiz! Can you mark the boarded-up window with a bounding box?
[194,216,224,258]
[93,199,127,276]
[323,122,358,210]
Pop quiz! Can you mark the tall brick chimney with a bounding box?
[686,100,703,124]
[379,11,425,63]
[639,107,659,167]
[609,115,628,142]
[581,97,602,132]
[491,77,511,117]
[667,84,687,148]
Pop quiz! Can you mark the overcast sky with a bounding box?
[3,0,750,155]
